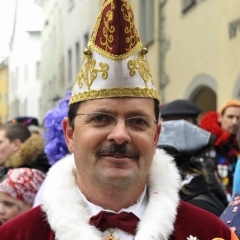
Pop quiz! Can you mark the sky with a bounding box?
[0,0,16,62]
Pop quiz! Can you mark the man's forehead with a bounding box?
[80,97,155,109]
[223,106,240,116]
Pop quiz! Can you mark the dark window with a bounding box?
[182,0,196,13]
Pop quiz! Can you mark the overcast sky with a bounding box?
[0,0,16,62]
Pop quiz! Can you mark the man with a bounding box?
[200,99,240,200]
[0,123,31,166]
[8,116,43,135]
[160,99,201,124]
[0,168,45,225]
[0,123,31,180]
[0,0,237,239]
[160,99,229,207]
[0,123,50,181]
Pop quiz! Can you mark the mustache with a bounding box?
[94,144,140,159]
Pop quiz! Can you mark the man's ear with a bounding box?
[62,117,74,153]
[154,121,161,149]
[218,114,222,124]
[12,139,22,152]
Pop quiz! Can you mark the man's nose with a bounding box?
[232,117,239,125]
[107,120,131,145]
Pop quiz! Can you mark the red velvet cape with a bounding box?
[0,201,237,239]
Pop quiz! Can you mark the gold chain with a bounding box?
[102,228,120,240]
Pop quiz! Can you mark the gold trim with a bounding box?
[76,54,109,91]
[69,87,160,105]
[128,51,154,88]
[90,42,143,61]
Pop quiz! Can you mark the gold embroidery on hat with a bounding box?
[69,87,160,105]
[121,0,138,52]
[100,1,115,52]
[89,0,142,61]
[128,51,154,87]
[76,54,109,91]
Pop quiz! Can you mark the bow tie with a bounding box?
[89,211,139,235]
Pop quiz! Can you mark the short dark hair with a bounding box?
[68,99,160,130]
[0,123,31,143]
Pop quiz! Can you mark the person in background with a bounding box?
[33,91,71,206]
[8,116,43,135]
[0,0,237,239]
[200,99,240,201]
[160,99,201,124]
[0,123,50,181]
[0,168,45,225]
[158,120,225,216]
[160,99,228,207]
[0,123,31,180]
[220,116,240,237]
[232,113,240,196]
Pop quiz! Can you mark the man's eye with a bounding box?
[90,114,113,124]
[94,115,106,122]
[129,117,147,125]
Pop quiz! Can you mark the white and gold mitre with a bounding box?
[69,0,160,105]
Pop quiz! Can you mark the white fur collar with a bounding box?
[42,149,181,240]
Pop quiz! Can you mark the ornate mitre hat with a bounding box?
[69,0,160,105]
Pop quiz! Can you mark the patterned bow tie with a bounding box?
[89,211,139,235]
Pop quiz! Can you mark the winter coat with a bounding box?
[0,134,50,181]
[180,174,225,216]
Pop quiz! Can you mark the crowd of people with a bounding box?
[0,0,239,239]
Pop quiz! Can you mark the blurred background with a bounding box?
[0,0,239,124]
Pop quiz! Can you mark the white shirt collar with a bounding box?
[78,185,148,220]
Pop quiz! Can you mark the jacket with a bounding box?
[0,134,50,181]
[200,111,239,196]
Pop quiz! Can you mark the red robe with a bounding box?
[0,201,237,240]
[0,151,238,239]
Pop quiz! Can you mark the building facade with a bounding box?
[0,60,8,123]
[36,0,102,119]
[8,0,43,120]
[157,0,240,114]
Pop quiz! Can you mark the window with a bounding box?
[84,33,89,47]
[23,99,27,115]
[75,42,80,74]
[24,64,28,82]
[68,49,72,83]
[182,0,196,13]
[139,0,154,46]
[36,61,41,80]
[15,67,18,89]
[68,0,75,11]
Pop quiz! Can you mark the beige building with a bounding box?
[132,0,240,115]
[0,60,8,123]
[36,0,240,119]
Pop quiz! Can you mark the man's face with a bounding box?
[63,98,160,192]
[219,106,240,135]
[0,192,27,225]
[0,130,17,166]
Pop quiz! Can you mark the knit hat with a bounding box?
[219,99,240,115]
[0,168,46,205]
[69,0,160,105]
